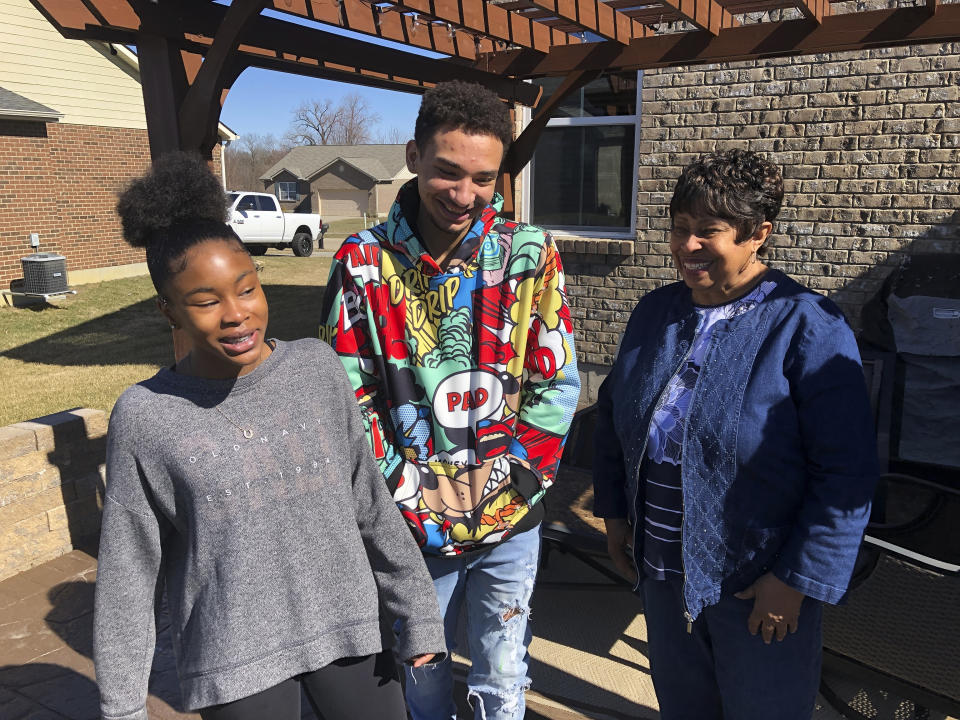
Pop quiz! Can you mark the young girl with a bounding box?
[93,153,444,720]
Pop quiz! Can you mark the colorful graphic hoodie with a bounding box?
[321,181,580,556]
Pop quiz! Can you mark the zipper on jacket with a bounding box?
[633,333,696,617]
[678,320,725,633]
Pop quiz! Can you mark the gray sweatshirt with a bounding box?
[93,339,445,720]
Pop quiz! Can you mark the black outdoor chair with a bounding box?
[820,348,960,719]
[540,403,632,591]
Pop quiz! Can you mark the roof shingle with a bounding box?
[260,144,408,182]
[0,86,62,121]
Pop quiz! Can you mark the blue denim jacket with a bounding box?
[593,270,878,620]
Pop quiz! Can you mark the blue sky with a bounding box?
[221,69,422,142]
[219,7,437,143]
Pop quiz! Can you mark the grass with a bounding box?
[0,254,332,427]
[325,217,382,238]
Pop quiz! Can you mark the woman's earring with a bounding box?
[751,250,757,264]
[169,323,178,329]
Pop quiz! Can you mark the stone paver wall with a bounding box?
[561,43,960,401]
[0,409,105,581]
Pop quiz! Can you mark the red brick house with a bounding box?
[0,0,236,293]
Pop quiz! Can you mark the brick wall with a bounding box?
[0,409,106,582]
[0,121,225,289]
[560,43,960,399]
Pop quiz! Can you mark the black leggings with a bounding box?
[199,652,406,720]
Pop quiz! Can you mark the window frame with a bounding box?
[521,71,642,239]
[277,181,299,203]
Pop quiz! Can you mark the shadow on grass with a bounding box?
[1,284,327,368]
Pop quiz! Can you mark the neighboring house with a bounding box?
[0,0,236,292]
[517,51,960,402]
[260,144,413,219]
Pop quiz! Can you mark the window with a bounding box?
[277,182,298,202]
[236,195,258,212]
[257,195,279,212]
[524,72,640,236]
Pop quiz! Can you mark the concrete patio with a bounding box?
[2,542,954,720]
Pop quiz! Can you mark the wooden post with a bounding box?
[136,32,187,160]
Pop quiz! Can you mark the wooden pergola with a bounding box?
[30,0,960,210]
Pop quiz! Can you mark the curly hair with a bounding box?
[116,151,244,292]
[669,149,783,255]
[414,80,512,151]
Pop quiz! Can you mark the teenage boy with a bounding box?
[320,80,580,720]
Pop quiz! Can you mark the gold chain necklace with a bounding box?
[178,354,256,439]
[212,403,255,439]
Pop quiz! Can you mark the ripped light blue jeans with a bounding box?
[404,526,540,720]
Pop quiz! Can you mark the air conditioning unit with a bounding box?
[21,253,68,295]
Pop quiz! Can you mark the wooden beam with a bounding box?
[176,0,265,157]
[518,0,650,44]
[478,2,960,76]
[68,8,543,106]
[372,0,574,54]
[237,54,437,95]
[794,0,829,24]
[655,0,738,34]
[267,0,579,59]
[182,2,544,105]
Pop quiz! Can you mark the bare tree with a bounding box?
[286,99,343,146]
[331,93,380,145]
[285,93,381,146]
[224,133,290,191]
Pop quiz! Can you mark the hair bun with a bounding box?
[116,151,228,248]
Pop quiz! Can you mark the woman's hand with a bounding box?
[604,518,639,585]
[408,653,439,668]
[734,572,806,644]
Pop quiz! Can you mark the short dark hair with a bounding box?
[116,151,246,293]
[414,81,513,152]
[669,149,783,255]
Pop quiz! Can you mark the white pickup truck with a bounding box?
[226,191,329,257]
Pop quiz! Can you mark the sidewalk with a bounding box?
[0,549,600,720]
[0,547,953,719]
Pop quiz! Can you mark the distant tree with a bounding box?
[224,133,290,191]
[286,99,342,146]
[332,93,380,145]
[375,125,408,144]
[286,93,381,146]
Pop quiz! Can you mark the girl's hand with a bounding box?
[408,653,439,668]
[734,572,806,644]
[604,518,639,585]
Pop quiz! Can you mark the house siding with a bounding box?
[376,178,409,215]
[1,0,148,129]
[553,43,960,402]
[311,163,376,192]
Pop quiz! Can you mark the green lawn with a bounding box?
[0,254,332,427]
[325,217,382,238]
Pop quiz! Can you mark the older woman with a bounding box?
[593,149,878,719]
